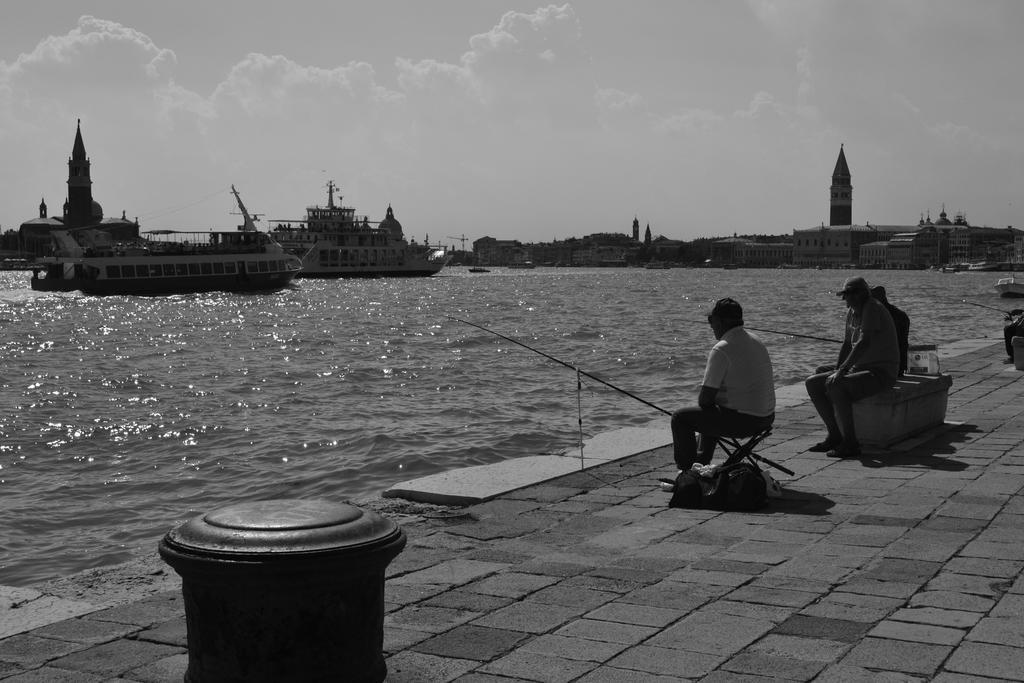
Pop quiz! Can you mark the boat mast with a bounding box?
[231,185,259,232]
[327,180,337,209]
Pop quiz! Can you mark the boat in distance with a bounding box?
[268,181,449,278]
[995,274,1024,298]
[31,186,302,295]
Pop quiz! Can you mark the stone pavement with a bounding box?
[2,340,1023,681]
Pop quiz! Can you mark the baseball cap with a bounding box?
[836,276,870,297]
[709,297,743,322]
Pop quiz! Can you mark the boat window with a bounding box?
[258,261,269,273]
[163,264,176,276]
[176,264,188,276]
[188,263,200,275]
[150,264,162,277]
[107,266,121,278]
[247,262,258,273]
[201,263,212,275]
[216,262,228,274]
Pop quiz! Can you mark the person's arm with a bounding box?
[836,306,878,375]
[698,385,719,409]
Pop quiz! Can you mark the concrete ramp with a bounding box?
[382,426,671,505]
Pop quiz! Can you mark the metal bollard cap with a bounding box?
[162,498,404,559]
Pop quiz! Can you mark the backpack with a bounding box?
[668,461,767,511]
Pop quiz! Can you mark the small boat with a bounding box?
[995,274,1024,298]
[30,186,302,295]
[269,181,449,278]
[468,267,490,273]
[968,261,1001,271]
[507,261,535,269]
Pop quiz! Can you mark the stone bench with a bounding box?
[852,373,953,448]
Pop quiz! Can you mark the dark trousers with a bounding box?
[1005,323,1023,357]
[671,406,774,470]
[805,368,895,446]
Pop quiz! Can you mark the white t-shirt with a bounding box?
[701,326,776,417]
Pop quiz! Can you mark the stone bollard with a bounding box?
[159,499,406,683]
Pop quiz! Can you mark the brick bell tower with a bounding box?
[65,119,95,228]
[829,144,852,226]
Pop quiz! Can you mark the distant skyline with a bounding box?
[1,1,1021,246]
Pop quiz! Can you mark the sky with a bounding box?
[1,1,1022,247]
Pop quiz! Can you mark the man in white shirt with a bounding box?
[671,297,776,470]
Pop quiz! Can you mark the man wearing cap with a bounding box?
[805,276,899,458]
[671,297,775,470]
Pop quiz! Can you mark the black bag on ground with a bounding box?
[668,461,766,511]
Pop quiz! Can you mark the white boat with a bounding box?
[31,186,302,295]
[968,261,1001,271]
[995,274,1024,298]
[269,181,449,278]
[507,261,536,269]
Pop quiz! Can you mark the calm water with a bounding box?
[0,266,1009,585]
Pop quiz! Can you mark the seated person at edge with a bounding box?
[1003,308,1024,362]
[805,276,899,458]
[871,285,910,376]
[671,297,775,471]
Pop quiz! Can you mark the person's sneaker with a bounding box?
[808,437,841,452]
[827,443,862,458]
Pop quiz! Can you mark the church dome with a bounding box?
[380,205,403,240]
[91,200,104,220]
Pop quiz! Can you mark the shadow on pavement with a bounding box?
[765,488,835,516]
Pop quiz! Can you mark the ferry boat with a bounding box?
[31,186,302,295]
[268,182,449,278]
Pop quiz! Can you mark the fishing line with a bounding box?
[691,322,843,345]
[448,316,795,477]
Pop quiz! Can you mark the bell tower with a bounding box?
[66,119,94,228]
[829,144,852,226]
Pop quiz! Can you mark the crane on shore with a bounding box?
[447,234,469,251]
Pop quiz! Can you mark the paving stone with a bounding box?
[815,663,926,682]
[386,582,450,608]
[422,590,514,613]
[617,579,723,612]
[723,585,819,608]
[24,617,137,646]
[584,564,667,587]
[124,652,188,683]
[464,571,560,598]
[0,667,106,682]
[967,616,1024,647]
[721,651,826,680]
[135,616,187,647]
[47,639,184,677]
[944,641,1024,679]
[386,651,479,682]
[958,540,1024,561]
[606,644,722,679]
[747,634,850,663]
[989,592,1024,617]
[583,602,684,628]
[514,560,591,577]
[840,637,951,675]
[553,618,658,645]
[868,619,966,646]
[771,614,872,643]
[690,557,774,575]
[411,624,530,661]
[83,593,183,628]
[0,633,86,666]
[908,590,995,612]
[384,625,434,654]
[855,557,943,583]
[470,601,584,634]
[525,584,617,610]
[386,604,483,634]
[478,649,598,682]
[647,610,774,656]
[0,587,97,640]
[888,606,983,629]
[518,634,628,662]
[388,559,509,588]
[840,578,920,599]
[931,673,1007,683]
[926,570,1013,596]
[574,665,682,682]
[666,567,753,587]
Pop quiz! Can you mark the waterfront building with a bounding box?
[859,241,889,268]
[19,120,138,256]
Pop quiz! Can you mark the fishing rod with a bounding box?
[959,299,1013,316]
[702,323,843,345]
[448,316,796,476]
[448,316,670,416]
